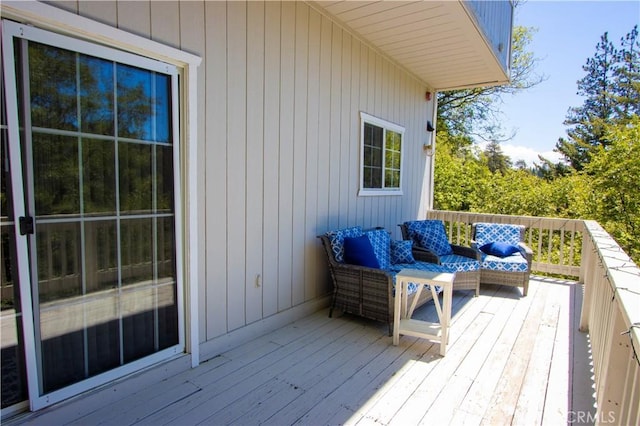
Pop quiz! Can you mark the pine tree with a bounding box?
[557,26,639,171]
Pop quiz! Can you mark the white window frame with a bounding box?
[1,1,201,412]
[359,112,405,196]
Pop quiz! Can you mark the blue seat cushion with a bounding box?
[480,252,529,272]
[439,254,480,273]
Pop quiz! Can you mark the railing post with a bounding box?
[579,223,593,332]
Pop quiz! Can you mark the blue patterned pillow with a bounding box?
[405,220,453,256]
[480,241,520,258]
[326,226,363,263]
[365,229,391,270]
[475,223,522,247]
[390,239,415,264]
[343,235,380,268]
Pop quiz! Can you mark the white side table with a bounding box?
[392,269,455,356]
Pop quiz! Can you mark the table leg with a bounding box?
[393,279,402,345]
[440,280,453,356]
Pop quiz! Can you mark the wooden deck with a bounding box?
[9,276,596,426]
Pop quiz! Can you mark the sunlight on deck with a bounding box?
[7,276,596,426]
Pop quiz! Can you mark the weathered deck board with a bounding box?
[9,277,594,426]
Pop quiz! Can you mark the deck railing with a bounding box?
[426,210,584,278]
[427,210,640,425]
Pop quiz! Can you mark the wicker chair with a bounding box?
[471,223,533,296]
[400,220,481,296]
[318,231,445,335]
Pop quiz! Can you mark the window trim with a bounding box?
[358,112,405,196]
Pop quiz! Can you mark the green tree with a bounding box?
[584,116,640,260]
[557,25,640,171]
[483,141,512,174]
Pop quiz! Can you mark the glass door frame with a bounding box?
[1,19,186,411]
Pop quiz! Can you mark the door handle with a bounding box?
[19,216,34,235]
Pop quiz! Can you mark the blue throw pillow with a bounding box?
[405,220,453,256]
[343,235,380,268]
[480,241,520,258]
[390,240,415,264]
[366,229,391,270]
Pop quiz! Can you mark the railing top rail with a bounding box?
[427,210,586,228]
[583,220,640,349]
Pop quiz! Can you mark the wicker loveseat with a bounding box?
[318,226,450,335]
[399,220,481,296]
[471,222,533,296]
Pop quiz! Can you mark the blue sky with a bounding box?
[494,0,640,166]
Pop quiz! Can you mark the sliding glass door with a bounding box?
[1,21,183,412]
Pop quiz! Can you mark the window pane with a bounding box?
[363,122,384,190]
[156,146,174,213]
[117,64,153,141]
[36,222,82,304]
[84,220,118,293]
[83,139,116,215]
[370,125,383,148]
[80,55,114,135]
[385,169,401,188]
[119,143,153,215]
[385,150,401,170]
[122,286,155,362]
[157,217,176,283]
[29,43,78,131]
[154,74,172,144]
[33,134,80,216]
[120,218,153,286]
[386,130,401,151]
[364,166,382,189]
[0,226,28,407]
[1,130,12,221]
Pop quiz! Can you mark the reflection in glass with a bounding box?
[6,36,181,399]
[80,55,114,135]
[119,143,152,215]
[120,218,153,286]
[36,222,82,304]
[1,130,13,221]
[33,134,80,216]
[117,65,153,141]
[84,220,118,293]
[157,146,174,213]
[83,139,116,214]
[157,217,176,282]
[154,73,172,144]
[1,226,28,408]
[157,282,178,350]
[29,43,78,131]
[122,286,154,362]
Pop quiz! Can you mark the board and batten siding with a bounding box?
[46,1,435,348]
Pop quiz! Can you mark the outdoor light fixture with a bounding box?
[427,121,434,132]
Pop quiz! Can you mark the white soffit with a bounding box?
[311,0,510,91]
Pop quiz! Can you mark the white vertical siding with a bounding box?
[204,1,228,339]
[246,1,265,324]
[65,0,435,342]
[177,0,207,345]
